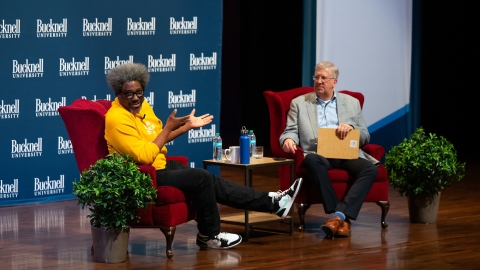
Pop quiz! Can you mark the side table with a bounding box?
[203,157,294,241]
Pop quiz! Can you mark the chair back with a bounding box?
[263,87,364,158]
[58,99,111,173]
[339,90,364,108]
[264,87,313,158]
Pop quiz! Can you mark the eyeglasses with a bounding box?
[122,90,144,100]
[312,76,335,83]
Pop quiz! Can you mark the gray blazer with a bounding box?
[279,92,379,164]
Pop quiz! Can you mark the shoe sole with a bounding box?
[196,237,243,250]
[278,178,303,219]
[321,225,335,238]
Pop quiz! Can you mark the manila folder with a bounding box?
[316,128,360,159]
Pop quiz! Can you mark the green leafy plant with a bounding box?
[385,127,466,197]
[73,153,157,229]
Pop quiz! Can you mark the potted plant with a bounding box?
[385,127,466,223]
[73,153,157,263]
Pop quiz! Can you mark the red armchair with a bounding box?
[58,98,195,258]
[264,87,389,231]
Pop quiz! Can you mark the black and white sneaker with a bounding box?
[273,178,303,219]
[196,232,242,249]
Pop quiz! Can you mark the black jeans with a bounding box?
[156,160,273,237]
[303,154,377,220]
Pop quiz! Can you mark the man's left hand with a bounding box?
[337,123,353,139]
[187,109,214,129]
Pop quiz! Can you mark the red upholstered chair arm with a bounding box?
[137,156,189,187]
[361,144,385,161]
[293,147,306,171]
[137,164,158,187]
[166,156,189,166]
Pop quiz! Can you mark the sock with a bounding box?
[332,211,345,221]
[268,192,277,204]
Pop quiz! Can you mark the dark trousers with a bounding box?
[303,154,377,220]
[156,160,273,237]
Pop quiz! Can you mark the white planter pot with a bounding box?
[91,226,130,263]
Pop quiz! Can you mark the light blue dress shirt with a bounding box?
[316,91,339,128]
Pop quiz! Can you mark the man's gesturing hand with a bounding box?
[186,109,213,129]
[165,109,190,131]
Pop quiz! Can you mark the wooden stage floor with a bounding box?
[1,161,479,269]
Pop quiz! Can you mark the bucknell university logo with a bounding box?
[59,57,89,76]
[35,97,66,117]
[190,52,217,70]
[83,18,112,36]
[0,179,19,199]
[170,16,197,34]
[188,124,215,144]
[11,138,42,158]
[36,18,67,38]
[34,175,65,196]
[58,136,74,155]
[12,59,44,78]
[148,54,176,72]
[168,89,196,109]
[127,17,155,35]
[0,99,20,119]
[0,19,21,39]
[104,56,134,74]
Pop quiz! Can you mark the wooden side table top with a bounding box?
[203,157,293,169]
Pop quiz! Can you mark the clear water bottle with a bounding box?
[213,132,223,161]
[248,130,256,157]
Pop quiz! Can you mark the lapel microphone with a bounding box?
[136,113,146,120]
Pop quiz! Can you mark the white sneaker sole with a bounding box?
[197,236,243,250]
[208,238,242,249]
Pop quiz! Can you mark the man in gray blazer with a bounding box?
[279,61,378,238]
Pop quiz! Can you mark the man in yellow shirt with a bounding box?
[105,63,302,249]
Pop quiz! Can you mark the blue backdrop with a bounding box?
[0,0,223,206]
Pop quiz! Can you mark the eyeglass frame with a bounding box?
[121,90,144,100]
[312,76,335,83]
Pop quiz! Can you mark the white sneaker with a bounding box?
[273,178,303,219]
[196,232,242,249]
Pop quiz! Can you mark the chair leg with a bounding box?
[159,226,176,259]
[375,201,390,229]
[296,203,311,232]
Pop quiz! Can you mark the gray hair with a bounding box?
[106,63,150,95]
[315,61,339,79]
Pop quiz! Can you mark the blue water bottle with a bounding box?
[239,126,250,164]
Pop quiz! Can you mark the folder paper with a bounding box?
[317,128,360,159]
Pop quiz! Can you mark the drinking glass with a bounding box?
[253,146,263,159]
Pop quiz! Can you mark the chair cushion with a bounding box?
[152,202,195,227]
[303,166,388,183]
[155,186,189,204]
[328,169,350,182]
